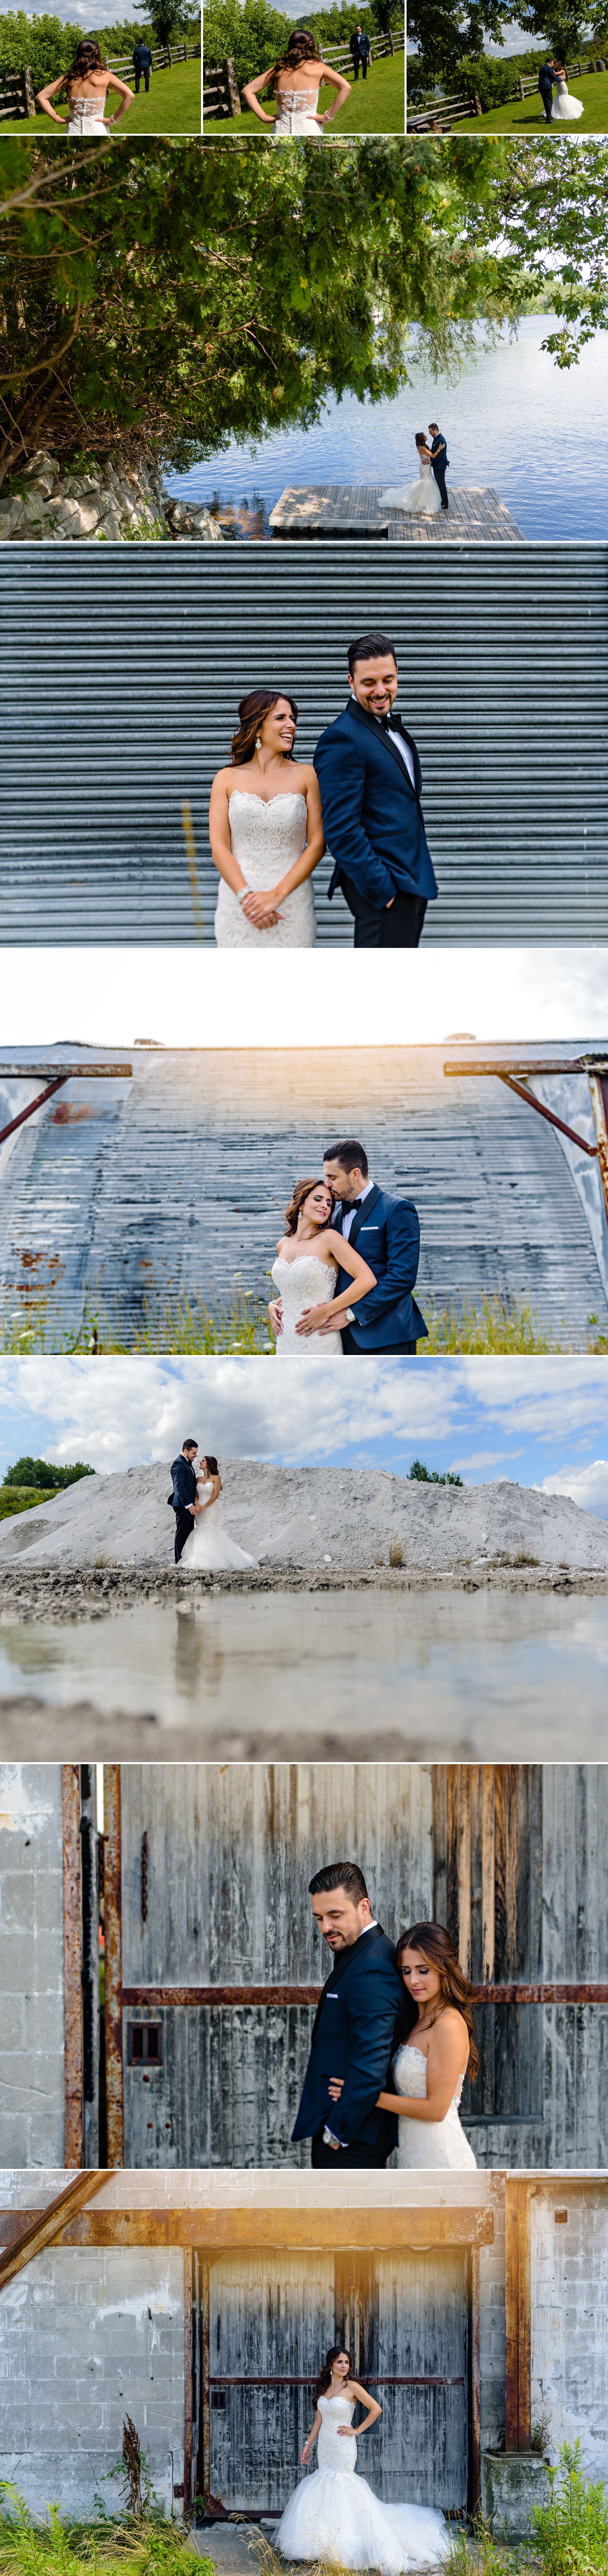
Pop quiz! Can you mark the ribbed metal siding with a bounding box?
[1,1041,606,1342]
[1,546,606,943]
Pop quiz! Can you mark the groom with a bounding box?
[168,1438,201,1562]
[269,1139,427,1353]
[538,53,555,118]
[292,1862,404,2167]
[313,630,437,948]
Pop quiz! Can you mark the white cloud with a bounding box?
[539,1459,608,1517]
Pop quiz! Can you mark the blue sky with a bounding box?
[2,1355,608,1517]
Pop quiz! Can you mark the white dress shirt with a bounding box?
[340,1178,375,1240]
[369,706,415,790]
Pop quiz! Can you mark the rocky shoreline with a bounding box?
[0,1560,606,1622]
[0,449,223,544]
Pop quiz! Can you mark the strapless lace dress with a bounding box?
[275,2394,450,2570]
[391,2043,477,2169]
[180,1481,257,1570]
[381,458,442,515]
[214,793,316,948]
[271,1256,343,1359]
[270,87,323,137]
[551,75,583,115]
[66,91,109,131]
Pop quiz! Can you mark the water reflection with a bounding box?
[0,1587,606,1755]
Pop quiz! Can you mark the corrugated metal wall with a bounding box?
[116,1761,608,2171]
[1,1042,606,1342]
[203,2248,468,2511]
[1,547,606,943]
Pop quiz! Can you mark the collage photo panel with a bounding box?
[0,26,607,2576]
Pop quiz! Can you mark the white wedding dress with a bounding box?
[275,2393,450,2570]
[270,87,323,137]
[214,794,316,948]
[392,2045,477,2170]
[66,92,110,130]
[180,1480,257,1570]
[271,1255,344,1360]
[551,74,583,116]
[381,457,442,515]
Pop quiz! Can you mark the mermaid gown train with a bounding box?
[214,793,316,948]
[551,74,583,115]
[180,1481,257,1570]
[275,2394,450,2570]
[381,457,442,515]
[392,2044,477,2169]
[271,1256,344,1359]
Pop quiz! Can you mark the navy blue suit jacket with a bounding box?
[292,1924,404,2150]
[313,698,437,912]
[168,1453,197,1514]
[430,431,449,472]
[538,59,554,88]
[335,1182,427,1349]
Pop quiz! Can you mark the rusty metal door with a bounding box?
[197,2247,469,2513]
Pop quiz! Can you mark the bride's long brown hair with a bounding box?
[314,2346,353,2406]
[231,689,298,767]
[261,28,320,96]
[395,1919,479,2084]
[284,1178,335,1236]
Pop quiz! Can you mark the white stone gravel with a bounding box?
[0,1461,606,1571]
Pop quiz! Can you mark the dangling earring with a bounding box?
[255,735,262,750]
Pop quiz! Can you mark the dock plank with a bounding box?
[269,484,526,542]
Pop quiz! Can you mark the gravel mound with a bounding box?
[0,1461,606,1571]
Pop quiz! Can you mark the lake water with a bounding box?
[167,317,607,540]
[0,1587,606,1756]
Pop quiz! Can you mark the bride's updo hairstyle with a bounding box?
[285,1178,335,1236]
[263,28,320,93]
[314,2346,352,2406]
[395,1919,479,2084]
[58,37,105,90]
[231,689,298,766]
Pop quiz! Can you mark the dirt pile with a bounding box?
[0,1461,606,1571]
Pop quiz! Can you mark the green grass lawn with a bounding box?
[456,69,608,129]
[2,55,201,134]
[217,52,405,136]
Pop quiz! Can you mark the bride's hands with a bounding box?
[242,889,283,928]
[268,1299,283,1338]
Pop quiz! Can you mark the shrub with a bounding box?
[2,1456,94,1491]
[407,1459,463,1486]
[388,1538,404,1565]
[531,2438,608,2573]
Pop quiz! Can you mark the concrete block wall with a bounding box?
[531,2183,608,2479]
[0,1767,65,2166]
[0,2243,185,2519]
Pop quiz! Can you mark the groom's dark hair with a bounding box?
[309,1861,369,1903]
[348,631,397,674]
[182,1439,198,1453]
[324,1140,368,1179]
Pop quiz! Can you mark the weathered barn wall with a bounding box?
[0,2230,184,2518]
[531,2183,608,2482]
[1,1043,606,1345]
[2,546,606,943]
[0,1766,65,2168]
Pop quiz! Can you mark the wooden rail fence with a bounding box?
[0,64,35,117]
[0,40,198,117]
[407,53,606,128]
[204,28,403,117]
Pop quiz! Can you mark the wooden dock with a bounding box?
[269,483,525,542]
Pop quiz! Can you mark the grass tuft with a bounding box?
[388,1539,404,1566]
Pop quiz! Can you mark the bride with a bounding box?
[210,689,325,949]
[180,1456,257,1571]
[242,29,351,137]
[551,59,583,116]
[269,1179,376,1360]
[328,1920,477,2168]
[36,37,134,128]
[382,435,442,516]
[275,2345,450,2570]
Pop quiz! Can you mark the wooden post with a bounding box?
[62,1765,83,2170]
[183,2247,193,2519]
[505,2177,531,2451]
[224,55,242,114]
[473,89,482,111]
[518,75,525,97]
[103,1764,124,2167]
[389,28,395,50]
[200,2259,210,2505]
[467,2244,482,2510]
[24,65,36,116]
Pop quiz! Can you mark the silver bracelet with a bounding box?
[237,886,249,905]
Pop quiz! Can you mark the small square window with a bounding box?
[127,2022,163,2066]
[211,2389,226,2410]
